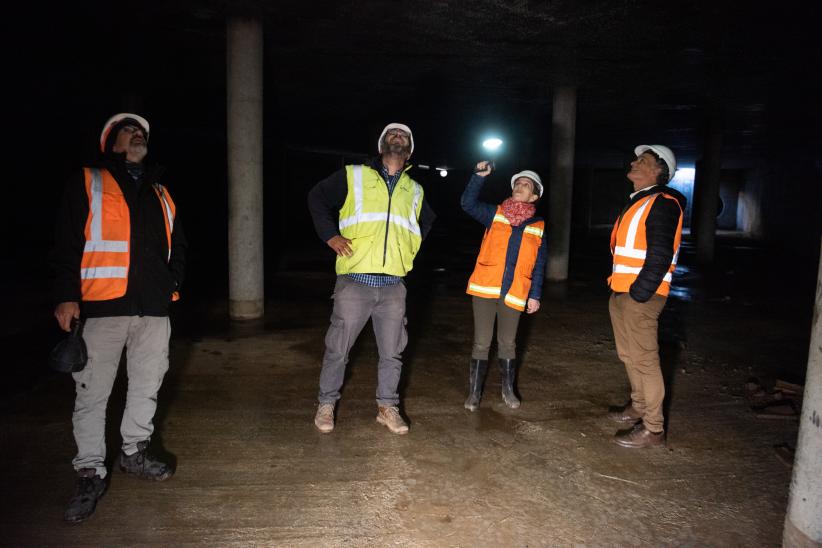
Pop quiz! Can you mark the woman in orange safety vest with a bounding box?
[461,161,548,411]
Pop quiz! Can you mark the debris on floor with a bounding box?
[744,378,803,420]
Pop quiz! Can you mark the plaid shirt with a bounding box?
[346,164,405,288]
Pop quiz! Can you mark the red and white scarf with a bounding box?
[500,198,536,226]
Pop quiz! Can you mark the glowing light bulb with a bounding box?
[483,138,503,151]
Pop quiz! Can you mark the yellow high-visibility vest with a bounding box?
[336,164,423,277]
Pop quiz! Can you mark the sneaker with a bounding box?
[376,405,409,435]
[119,441,174,481]
[64,468,107,523]
[314,403,335,433]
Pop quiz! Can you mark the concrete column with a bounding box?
[783,239,822,548]
[227,16,264,320]
[546,86,577,282]
[694,119,722,264]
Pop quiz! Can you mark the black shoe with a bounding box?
[64,468,107,523]
[499,358,521,409]
[464,359,488,411]
[119,441,174,481]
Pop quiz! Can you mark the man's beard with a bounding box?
[128,141,148,162]
[382,139,410,156]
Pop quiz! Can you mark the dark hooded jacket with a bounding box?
[615,184,687,303]
[52,153,186,318]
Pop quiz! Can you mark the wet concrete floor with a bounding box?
[0,237,813,546]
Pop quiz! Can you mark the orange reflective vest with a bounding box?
[466,207,544,311]
[608,192,683,296]
[80,167,178,302]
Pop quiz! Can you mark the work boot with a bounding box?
[314,403,335,434]
[613,423,666,448]
[607,403,643,424]
[499,358,521,409]
[464,358,488,411]
[64,468,107,523]
[118,441,174,481]
[376,405,409,435]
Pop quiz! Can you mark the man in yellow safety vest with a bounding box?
[307,123,435,435]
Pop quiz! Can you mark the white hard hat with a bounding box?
[377,123,414,156]
[100,113,150,152]
[634,144,676,182]
[510,170,543,198]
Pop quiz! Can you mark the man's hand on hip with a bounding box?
[327,235,353,257]
[55,301,80,332]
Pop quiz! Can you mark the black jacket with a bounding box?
[307,157,436,244]
[52,155,187,317]
[618,184,687,303]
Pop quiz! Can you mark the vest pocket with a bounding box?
[347,235,373,270]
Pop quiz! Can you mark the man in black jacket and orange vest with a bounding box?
[53,113,186,522]
[607,144,685,448]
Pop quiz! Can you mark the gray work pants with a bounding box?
[72,316,171,478]
[318,276,408,407]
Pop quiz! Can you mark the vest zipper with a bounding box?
[383,187,393,266]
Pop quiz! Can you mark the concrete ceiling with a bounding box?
[11,0,822,170]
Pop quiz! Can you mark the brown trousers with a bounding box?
[608,292,667,432]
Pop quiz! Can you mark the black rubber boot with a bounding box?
[119,440,174,481]
[499,358,521,409]
[464,359,488,411]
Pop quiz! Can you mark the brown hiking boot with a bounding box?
[613,423,666,448]
[314,403,335,433]
[376,406,409,435]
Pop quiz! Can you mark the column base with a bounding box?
[784,517,822,548]
[229,299,264,320]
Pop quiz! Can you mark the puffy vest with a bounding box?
[80,167,178,301]
[466,208,544,311]
[336,164,423,277]
[608,192,683,296]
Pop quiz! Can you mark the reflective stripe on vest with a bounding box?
[153,184,176,261]
[466,207,543,311]
[335,164,424,277]
[338,165,422,236]
[608,193,682,296]
[84,169,129,254]
[80,168,130,301]
[467,282,501,297]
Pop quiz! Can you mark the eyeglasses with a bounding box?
[386,129,408,138]
[120,125,145,136]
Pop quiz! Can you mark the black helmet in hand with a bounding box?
[50,320,88,373]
